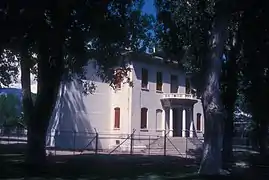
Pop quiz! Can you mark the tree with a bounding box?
[0,94,21,128]
[155,0,262,174]
[155,0,229,174]
[0,50,19,87]
[240,1,269,155]
[197,1,231,174]
[0,0,154,171]
[221,12,242,167]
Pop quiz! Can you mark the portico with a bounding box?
[161,93,198,137]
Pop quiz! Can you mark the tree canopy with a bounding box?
[0,0,155,168]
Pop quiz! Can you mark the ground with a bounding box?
[0,143,269,179]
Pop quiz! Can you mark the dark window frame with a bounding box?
[141,107,148,129]
[114,107,120,129]
[156,72,163,91]
[141,68,149,89]
[197,113,201,131]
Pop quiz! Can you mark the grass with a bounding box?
[0,143,267,179]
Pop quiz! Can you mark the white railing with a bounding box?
[162,93,196,99]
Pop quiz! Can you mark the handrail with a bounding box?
[109,129,136,154]
[162,93,197,99]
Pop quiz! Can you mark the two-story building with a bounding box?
[46,52,204,153]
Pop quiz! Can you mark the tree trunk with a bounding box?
[222,30,240,168]
[198,1,231,175]
[25,6,66,172]
[20,54,34,125]
[25,50,64,173]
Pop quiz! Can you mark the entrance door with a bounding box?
[173,109,182,137]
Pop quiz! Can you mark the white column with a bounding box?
[182,108,186,137]
[162,108,166,136]
[169,108,173,137]
[190,108,194,137]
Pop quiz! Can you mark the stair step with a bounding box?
[144,137,204,155]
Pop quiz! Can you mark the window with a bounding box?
[186,78,191,94]
[114,69,123,89]
[141,68,148,89]
[141,107,148,129]
[170,75,178,93]
[197,113,201,131]
[156,109,162,130]
[114,107,120,129]
[156,72,163,91]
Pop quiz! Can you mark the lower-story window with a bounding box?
[141,107,148,129]
[114,107,120,129]
[197,113,201,131]
[156,109,162,130]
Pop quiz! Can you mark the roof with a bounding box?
[123,51,185,71]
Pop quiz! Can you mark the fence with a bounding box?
[0,126,255,158]
[45,129,206,158]
[0,126,27,145]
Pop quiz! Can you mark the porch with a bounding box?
[161,93,199,138]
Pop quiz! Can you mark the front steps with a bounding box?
[142,137,204,158]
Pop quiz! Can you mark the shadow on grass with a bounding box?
[0,143,262,180]
[0,143,199,179]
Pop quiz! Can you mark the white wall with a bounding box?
[130,59,186,138]
[47,61,112,150]
[46,55,205,151]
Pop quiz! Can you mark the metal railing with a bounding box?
[0,127,205,158]
[109,129,136,154]
[1,126,257,159]
[0,126,27,145]
[162,93,197,99]
[7,127,261,159]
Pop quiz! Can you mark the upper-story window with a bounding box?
[170,75,178,93]
[156,72,163,92]
[141,107,148,129]
[141,68,148,89]
[186,78,191,94]
[114,68,123,89]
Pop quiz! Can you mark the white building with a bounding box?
[46,52,204,154]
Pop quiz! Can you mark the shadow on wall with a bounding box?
[47,80,102,151]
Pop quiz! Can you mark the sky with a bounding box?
[142,0,156,16]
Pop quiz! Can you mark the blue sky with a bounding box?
[142,0,156,16]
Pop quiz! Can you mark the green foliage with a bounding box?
[0,94,21,127]
[0,50,19,87]
[0,0,155,87]
[155,0,214,75]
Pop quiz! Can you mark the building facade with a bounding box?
[46,52,204,152]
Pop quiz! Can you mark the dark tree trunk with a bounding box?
[25,6,66,173]
[20,53,34,124]
[25,47,64,173]
[222,30,240,168]
[198,1,231,175]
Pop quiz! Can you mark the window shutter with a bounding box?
[141,108,148,129]
[114,108,120,128]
